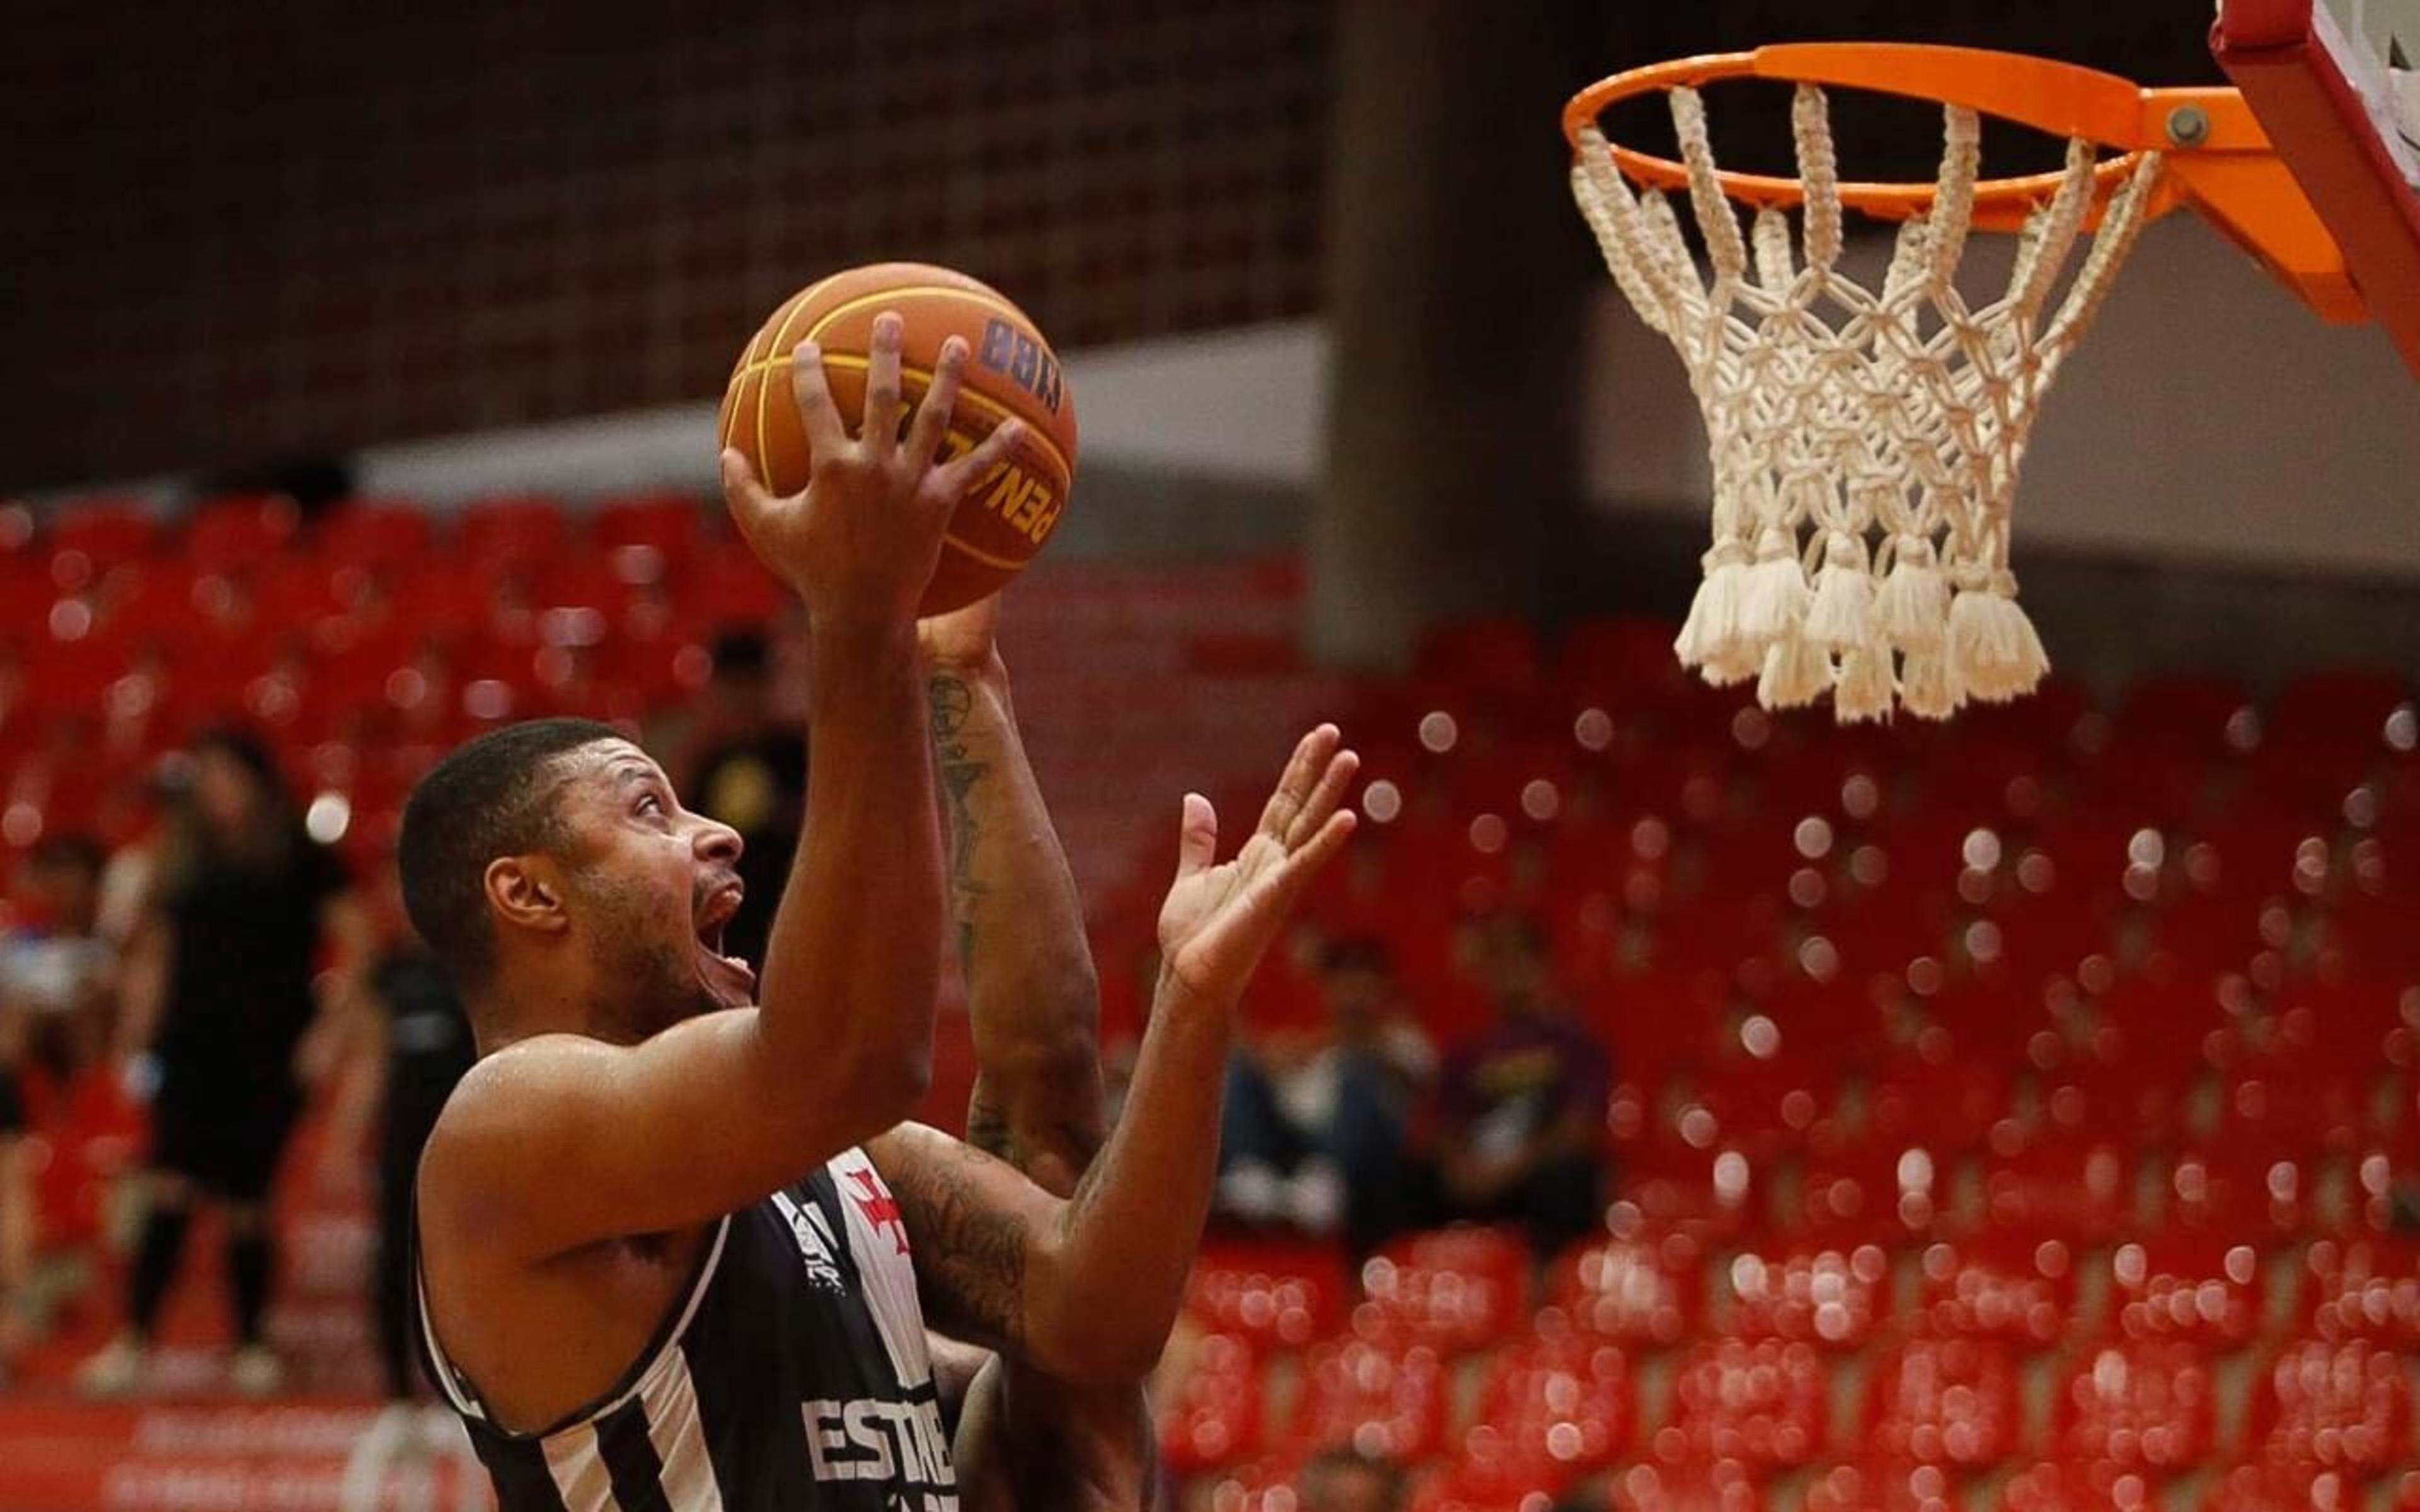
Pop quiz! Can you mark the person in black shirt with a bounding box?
[675,627,808,974]
[79,729,372,1396]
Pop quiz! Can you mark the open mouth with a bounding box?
[693,881,758,1006]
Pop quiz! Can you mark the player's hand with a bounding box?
[720,312,1025,630]
[1156,726,1358,1006]
[916,592,1003,674]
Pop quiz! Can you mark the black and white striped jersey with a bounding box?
[420,1146,957,1511]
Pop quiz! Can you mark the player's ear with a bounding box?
[485,853,572,937]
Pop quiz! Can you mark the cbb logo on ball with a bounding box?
[720,261,1080,616]
[976,318,1064,416]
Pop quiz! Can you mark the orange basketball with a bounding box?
[718,262,1078,616]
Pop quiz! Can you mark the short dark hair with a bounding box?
[397,718,623,989]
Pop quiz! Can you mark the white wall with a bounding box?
[351,323,1332,507]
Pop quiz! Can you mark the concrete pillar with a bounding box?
[1308,1,1598,667]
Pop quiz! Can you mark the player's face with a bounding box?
[555,740,754,1037]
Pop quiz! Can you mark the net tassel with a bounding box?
[1674,540,1749,670]
[1833,643,1896,724]
[1874,534,1948,653]
[1758,632,1833,709]
[1803,530,1876,650]
[1734,525,1812,649]
[1948,571,2049,702]
[1698,644,1761,688]
[1901,649,1964,720]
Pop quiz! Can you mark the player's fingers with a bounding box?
[1268,811,1357,904]
[788,342,849,459]
[860,312,905,447]
[718,448,775,538]
[1173,793,1219,880]
[1284,747,1360,850]
[902,335,969,466]
[1256,724,1339,840]
[933,418,1025,498]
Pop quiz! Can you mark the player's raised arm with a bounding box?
[868,726,1358,1385]
[414,317,1027,1257]
[919,596,1106,1188]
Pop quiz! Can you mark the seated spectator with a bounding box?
[0,833,118,1377]
[1217,937,1434,1251]
[1432,912,1608,1257]
[1298,1446,1406,1512]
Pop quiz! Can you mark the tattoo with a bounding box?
[964,1099,1024,1166]
[890,1137,1030,1350]
[928,674,990,960]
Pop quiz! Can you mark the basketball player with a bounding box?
[404,315,1358,1509]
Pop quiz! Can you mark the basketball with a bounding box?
[718,262,1080,616]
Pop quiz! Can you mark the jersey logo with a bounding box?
[769,1189,846,1293]
[848,1168,911,1257]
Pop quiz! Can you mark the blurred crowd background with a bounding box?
[4,4,2417,1511]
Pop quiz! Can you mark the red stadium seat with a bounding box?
[2106,1237,2264,1349]
[2201,1463,2368,1512]
[1789,1142,1945,1236]
[46,498,156,574]
[458,495,573,570]
[2247,1339,2414,1474]
[591,491,708,578]
[1356,1227,1530,1353]
[184,492,301,574]
[1916,1235,2080,1349]
[1862,1336,2023,1469]
[2001,1462,2164,1512]
[1156,1332,1262,1475]
[1803,1463,1962,1512]
[2055,1339,2218,1471]
[1286,1327,1451,1463]
[2296,1239,2420,1346]
[1550,1235,1703,1348]
[1463,1323,1636,1483]
[1722,1242,1893,1348]
[314,496,435,573]
[1979,1136,2138,1241]
[1184,1240,1351,1351]
[1656,1339,1829,1469]
[1607,1461,1766,1512]
[2116,673,2252,752]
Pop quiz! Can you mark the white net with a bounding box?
[1571,84,2165,721]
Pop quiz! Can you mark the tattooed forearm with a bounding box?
[890,1138,1032,1351]
[928,673,991,959]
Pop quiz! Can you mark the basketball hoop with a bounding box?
[1565,43,2354,721]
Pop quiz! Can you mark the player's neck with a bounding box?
[476,954,630,1053]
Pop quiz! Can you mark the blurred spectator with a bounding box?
[0,833,118,1376]
[1431,912,1608,1257]
[1217,937,1434,1251]
[330,850,475,1501]
[672,626,808,971]
[1297,1446,1406,1511]
[79,730,371,1397]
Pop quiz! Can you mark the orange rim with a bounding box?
[1564,43,2267,230]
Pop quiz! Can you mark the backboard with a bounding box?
[2214,0,2420,373]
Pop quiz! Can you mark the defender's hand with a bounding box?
[1157,725,1358,1004]
[916,592,1003,674]
[720,312,1025,629]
